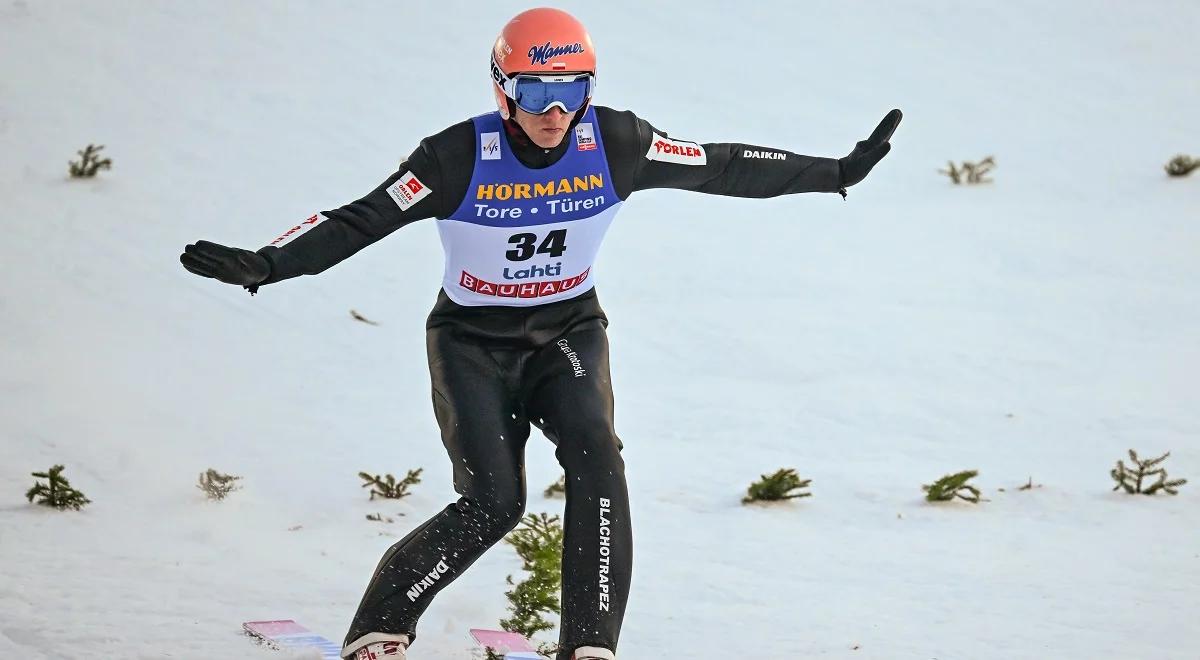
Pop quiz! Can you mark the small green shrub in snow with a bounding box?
[1111,449,1187,495]
[197,468,242,501]
[500,512,563,645]
[742,468,812,504]
[68,144,112,178]
[923,470,984,503]
[26,464,91,510]
[359,468,422,500]
[1164,154,1199,178]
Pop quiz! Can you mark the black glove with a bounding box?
[838,108,903,196]
[180,240,270,288]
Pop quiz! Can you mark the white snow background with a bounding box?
[2,1,1198,658]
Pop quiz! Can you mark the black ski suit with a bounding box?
[251,105,852,659]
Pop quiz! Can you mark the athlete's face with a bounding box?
[513,105,577,149]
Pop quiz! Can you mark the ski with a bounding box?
[470,628,544,659]
[244,619,342,659]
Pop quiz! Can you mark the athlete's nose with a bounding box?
[544,106,567,121]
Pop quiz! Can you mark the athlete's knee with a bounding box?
[455,487,527,542]
[553,416,624,473]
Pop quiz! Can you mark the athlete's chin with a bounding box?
[531,128,566,149]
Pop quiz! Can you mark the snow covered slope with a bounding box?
[2,1,1198,658]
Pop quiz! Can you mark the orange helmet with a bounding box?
[493,8,596,77]
[491,8,596,116]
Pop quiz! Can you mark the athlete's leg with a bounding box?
[524,319,631,660]
[343,328,531,656]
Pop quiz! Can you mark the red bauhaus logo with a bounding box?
[459,268,591,299]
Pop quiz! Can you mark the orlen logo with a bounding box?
[528,41,584,65]
[652,139,702,158]
[645,133,707,166]
[387,171,432,211]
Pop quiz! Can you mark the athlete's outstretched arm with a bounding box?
[595,107,901,200]
[180,121,468,292]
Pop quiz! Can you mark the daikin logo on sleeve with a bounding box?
[481,132,501,160]
[646,133,706,165]
[387,172,432,211]
[744,149,787,160]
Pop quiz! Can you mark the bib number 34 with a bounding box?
[507,229,567,261]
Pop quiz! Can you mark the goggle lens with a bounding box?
[512,76,592,115]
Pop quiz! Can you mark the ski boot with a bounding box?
[572,647,615,660]
[342,632,410,659]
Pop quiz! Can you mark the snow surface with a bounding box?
[2,1,1199,658]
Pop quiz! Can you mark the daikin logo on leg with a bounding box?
[405,557,450,602]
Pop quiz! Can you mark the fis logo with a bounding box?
[481,132,501,160]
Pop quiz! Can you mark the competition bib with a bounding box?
[438,108,622,306]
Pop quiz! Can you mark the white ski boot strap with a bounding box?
[573,646,616,660]
[342,632,410,659]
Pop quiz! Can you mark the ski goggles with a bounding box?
[492,59,595,115]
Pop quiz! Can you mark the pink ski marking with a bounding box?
[470,628,536,652]
[244,620,311,637]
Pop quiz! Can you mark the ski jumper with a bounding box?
[251,104,846,660]
[347,108,632,658]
